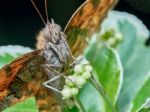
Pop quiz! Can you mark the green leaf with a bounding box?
[101,11,150,112]
[116,21,150,112]
[136,98,150,112]
[2,97,38,112]
[63,106,79,112]
[131,74,150,112]
[77,83,105,112]
[0,45,32,68]
[82,35,123,111]
[101,11,149,38]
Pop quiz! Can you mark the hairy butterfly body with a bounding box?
[39,20,74,93]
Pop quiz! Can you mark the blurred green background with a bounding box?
[0,0,149,48]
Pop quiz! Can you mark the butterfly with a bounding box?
[0,0,118,111]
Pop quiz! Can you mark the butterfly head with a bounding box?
[42,19,62,44]
[36,19,65,50]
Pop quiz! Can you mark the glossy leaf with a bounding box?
[82,35,123,111]
[0,45,32,68]
[101,11,149,38]
[116,21,150,112]
[131,74,150,112]
[136,98,150,112]
[77,83,105,112]
[63,106,79,112]
[100,11,150,112]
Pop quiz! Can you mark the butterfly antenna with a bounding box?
[30,0,46,25]
[45,0,49,22]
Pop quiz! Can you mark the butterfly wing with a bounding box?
[65,0,118,56]
[0,50,60,112]
[0,50,40,92]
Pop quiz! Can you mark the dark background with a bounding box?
[0,0,149,48]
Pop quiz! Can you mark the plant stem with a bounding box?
[89,77,117,112]
[74,96,86,112]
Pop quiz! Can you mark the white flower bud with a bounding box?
[82,71,91,79]
[115,32,123,41]
[65,75,76,87]
[108,37,116,46]
[85,65,93,72]
[81,58,89,65]
[76,76,86,88]
[61,87,72,99]
[71,88,79,95]
[74,64,84,74]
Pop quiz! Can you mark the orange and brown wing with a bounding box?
[65,0,118,56]
[0,50,60,112]
[0,50,40,93]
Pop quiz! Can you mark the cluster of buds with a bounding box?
[107,32,123,47]
[101,29,123,47]
[61,62,93,99]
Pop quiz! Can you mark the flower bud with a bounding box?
[61,87,72,99]
[74,64,84,74]
[115,32,123,41]
[82,71,91,79]
[71,88,79,95]
[108,37,116,46]
[65,75,76,87]
[76,76,86,88]
[85,65,93,72]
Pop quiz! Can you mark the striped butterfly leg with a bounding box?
[50,68,79,88]
[42,64,62,93]
[48,42,65,63]
[43,64,71,93]
[48,36,75,63]
[60,32,75,60]
[43,64,79,93]
[43,74,62,93]
[69,55,84,67]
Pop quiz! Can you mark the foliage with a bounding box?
[0,45,32,68]
[1,11,150,112]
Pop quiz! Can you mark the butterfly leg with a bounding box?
[45,63,62,68]
[48,42,65,63]
[49,68,79,88]
[44,63,73,82]
[43,63,69,93]
[43,75,62,93]
[49,67,71,81]
[69,55,83,67]
[43,66,79,93]
[42,63,65,93]
[61,32,75,60]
